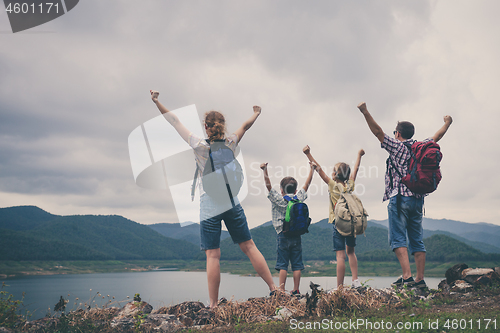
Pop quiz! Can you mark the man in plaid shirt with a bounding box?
[357,102,453,289]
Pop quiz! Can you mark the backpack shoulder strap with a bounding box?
[191,164,199,201]
[284,195,299,202]
[191,139,211,201]
[387,155,403,178]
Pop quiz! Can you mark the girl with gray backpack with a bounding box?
[303,145,367,289]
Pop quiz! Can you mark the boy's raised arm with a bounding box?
[303,145,331,185]
[302,162,317,192]
[234,106,262,143]
[151,90,191,142]
[432,115,453,143]
[260,163,272,192]
[357,102,385,143]
[350,149,365,182]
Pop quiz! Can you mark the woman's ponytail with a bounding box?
[205,111,226,141]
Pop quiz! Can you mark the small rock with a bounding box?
[274,307,293,320]
[110,317,135,329]
[155,319,184,332]
[438,279,450,292]
[111,301,153,329]
[153,301,207,327]
[154,301,205,317]
[450,280,474,293]
[193,308,214,326]
[445,263,468,285]
[462,268,494,284]
[145,314,177,325]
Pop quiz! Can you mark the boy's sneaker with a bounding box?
[391,276,414,287]
[291,290,300,296]
[351,279,362,288]
[410,279,428,290]
[328,287,338,295]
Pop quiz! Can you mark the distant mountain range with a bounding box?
[1,205,499,263]
[219,222,500,262]
[369,218,500,254]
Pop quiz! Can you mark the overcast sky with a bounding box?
[1,0,499,229]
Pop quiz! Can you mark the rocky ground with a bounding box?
[2,263,499,332]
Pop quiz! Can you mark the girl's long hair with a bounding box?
[204,111,226,141]
[334,162,351,182]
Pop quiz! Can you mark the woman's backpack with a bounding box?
[191,139,243,207]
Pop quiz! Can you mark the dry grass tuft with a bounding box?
[315,287,401,317]
[211,289,305,325]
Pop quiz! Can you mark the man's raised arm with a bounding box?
[432,115,453,143]
[357,102,385,143]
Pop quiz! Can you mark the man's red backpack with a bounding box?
[402,141,442,194]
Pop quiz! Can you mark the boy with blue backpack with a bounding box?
[260,161,317,295]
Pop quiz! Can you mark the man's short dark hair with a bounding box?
[280,177,298,194]
[396,121,415,139]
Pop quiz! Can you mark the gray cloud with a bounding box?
[0,0,499,226]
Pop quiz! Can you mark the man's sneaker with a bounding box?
[291,290,300,296]
[411,279,428,290]
[391,276,414,287]
[351,279,362,288]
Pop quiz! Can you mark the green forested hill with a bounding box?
[0,208,199,260]
[0,205,57,231]
[424,234,500,262]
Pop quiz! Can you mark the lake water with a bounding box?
[3,271,444,320]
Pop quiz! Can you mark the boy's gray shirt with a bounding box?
[267,188,307,234]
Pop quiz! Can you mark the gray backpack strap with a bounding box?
[190,139,210,201]
[191,163,199,201]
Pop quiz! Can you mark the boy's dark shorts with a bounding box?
[333,224,356,251]
[275,232,304,272]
